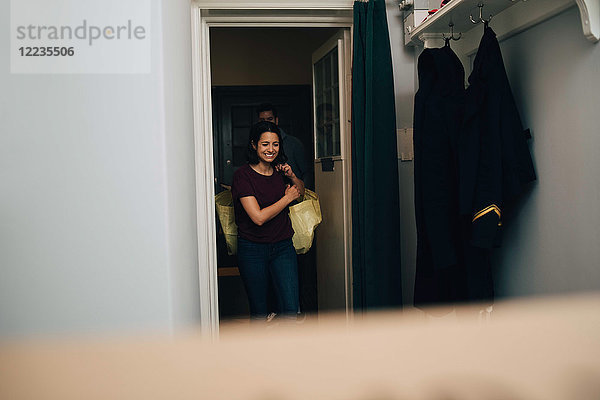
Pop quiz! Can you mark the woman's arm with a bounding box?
[239,185,301,226]
[276,163,305,197]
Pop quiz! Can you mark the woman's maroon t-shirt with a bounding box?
[231,164,294,243]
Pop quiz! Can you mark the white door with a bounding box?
[312,29,353,314]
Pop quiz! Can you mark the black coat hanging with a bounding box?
[413,45,466,307]
[460,26,536,250]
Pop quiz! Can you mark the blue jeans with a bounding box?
[237,237,299,319]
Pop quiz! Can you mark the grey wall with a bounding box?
[494,6,600,298]
[0,0,199,337]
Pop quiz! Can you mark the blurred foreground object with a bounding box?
[1,294,599,400]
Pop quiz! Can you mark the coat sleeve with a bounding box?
[470,67,504,249]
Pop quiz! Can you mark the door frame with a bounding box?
[311,29,354,313]
[190,0,354,337]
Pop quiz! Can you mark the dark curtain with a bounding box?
[351,0,402,310]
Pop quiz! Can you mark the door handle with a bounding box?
[226,159,232,166]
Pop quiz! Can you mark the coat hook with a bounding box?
[470,3,493,25]
[442,22,462,41]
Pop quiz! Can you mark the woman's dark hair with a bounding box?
[246,121,288,166]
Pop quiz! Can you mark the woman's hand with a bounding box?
[276,163,296,179]
[278,163,305,198]
[284,184,301,202]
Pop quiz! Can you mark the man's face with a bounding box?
[258,110,279,125]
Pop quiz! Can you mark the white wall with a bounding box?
[159,0,201,333]
[494,5,600,298]
[0,0,199,337]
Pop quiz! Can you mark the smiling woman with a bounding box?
[231,121,305,322]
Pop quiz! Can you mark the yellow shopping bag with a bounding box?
[215,189,322,255]
[289,189,322,254]
[215,190,238,256]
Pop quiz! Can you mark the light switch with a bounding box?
[397,128,414,161]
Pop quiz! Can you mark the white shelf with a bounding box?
[410,0,519,43]
[407,0,599,51]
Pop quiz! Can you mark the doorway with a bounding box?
[190,6,354,336]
